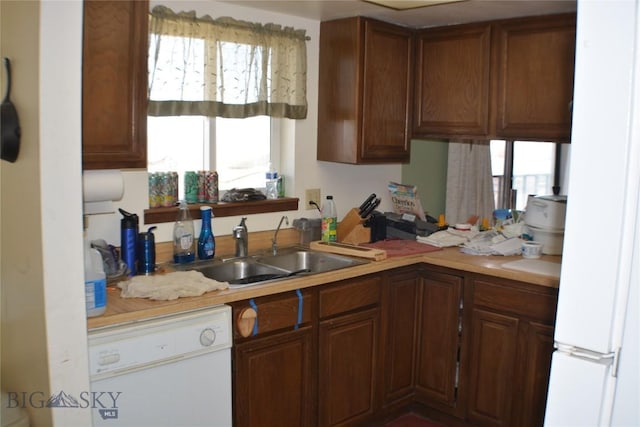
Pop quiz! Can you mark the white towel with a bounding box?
[118,271,229,300]
[417,228,478,247]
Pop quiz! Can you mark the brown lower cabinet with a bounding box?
[231,265,557,427]
[466,276,557,427]
[232,290,316,427]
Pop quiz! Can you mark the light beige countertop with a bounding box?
[87,247,561,330]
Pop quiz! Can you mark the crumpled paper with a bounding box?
[418,228,524,256]
[118,270,229,300]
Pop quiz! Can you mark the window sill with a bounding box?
[143,197,299,224]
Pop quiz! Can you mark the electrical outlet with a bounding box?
[305,188,321,210]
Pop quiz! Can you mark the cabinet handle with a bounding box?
[237,307,257,338]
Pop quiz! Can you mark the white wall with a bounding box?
[86,0,402,246]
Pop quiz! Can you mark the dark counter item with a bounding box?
[385,212,440,239]
[367,212,387,243]
[1,58,21,163]
[358,193,376,215]
[360,198,381,219]
[138,226,157,274]
[222,188,267,202]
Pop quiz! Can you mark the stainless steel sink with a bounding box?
[253,248,367,274]
[186,247,368,288]
[194,259,291,286]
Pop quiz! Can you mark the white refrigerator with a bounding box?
[544,1,640,426]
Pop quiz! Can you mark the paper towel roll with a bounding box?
[83,170,124,203]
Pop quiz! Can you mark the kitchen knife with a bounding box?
[360,198,381,219]
[358,193,377,215]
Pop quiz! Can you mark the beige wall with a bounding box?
[1,1,51,425]
[1,1,91,425]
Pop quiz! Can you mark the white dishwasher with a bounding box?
[88,305,232,427]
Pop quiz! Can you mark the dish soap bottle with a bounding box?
[321,195,337,242]
[197,206,215,260]
[84,233,106,317]
[173,201,195,263]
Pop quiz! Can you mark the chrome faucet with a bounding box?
[233,217,248,257]
[272,215,289,255]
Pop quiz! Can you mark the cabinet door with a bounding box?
[317,17,412,164]
[467,308,519,427]
[82,0,148,169]
[513,322,555,427]
[360,20,413,163]
[381,270,420,408]
[494,14,576,141]
[234,327,315,427]
[413,23,491,138]
[319,308,379,426]
[416,271,463,414]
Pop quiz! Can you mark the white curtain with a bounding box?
[445,140,495,225]
[148,5,308,119]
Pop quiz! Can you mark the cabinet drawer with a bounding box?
[232,290,313,339]
[472,278,557,323]
[319,275,381,319]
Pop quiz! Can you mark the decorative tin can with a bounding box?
[277,175,284,198]
[148,172,161,208]
[184,171,198,204]
[160,172,174,207]
[197,171,207,203]
[205,171,219,203]
[171,172,179,204]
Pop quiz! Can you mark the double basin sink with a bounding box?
[182,247,368,288]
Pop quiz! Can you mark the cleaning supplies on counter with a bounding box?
[173,201,196,263]
[321,195,337,242]
[119,208,139,276]
[198,206,215,260]
[84,234,107,317]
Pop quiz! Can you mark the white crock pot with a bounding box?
[525,224,565,255]
[524,195,567,230]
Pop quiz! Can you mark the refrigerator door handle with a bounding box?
[556,343,621,376]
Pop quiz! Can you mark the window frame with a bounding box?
[492,140,564,210]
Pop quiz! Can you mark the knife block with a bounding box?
[337,208,371,245]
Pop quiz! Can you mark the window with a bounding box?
[491,140,568,211]
[146,6,308,198]
[147,115,275,193]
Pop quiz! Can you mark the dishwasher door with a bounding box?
[88,305,232,427]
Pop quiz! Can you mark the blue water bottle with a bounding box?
[119,208,139,276]
[198,206,215,260]
[138,226,157,275]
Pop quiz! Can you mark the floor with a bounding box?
[385,413,444,427]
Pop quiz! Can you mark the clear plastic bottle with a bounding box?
[84,234,106,317]
[173,201,195,263]
[266,163,278,199]
[321,195,337,242]
[197,206,216,260]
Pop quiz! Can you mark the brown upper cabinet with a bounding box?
[318,17,414,164]
[82,0,148,169]
[413,13,576,142]
[413,23,492,138]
